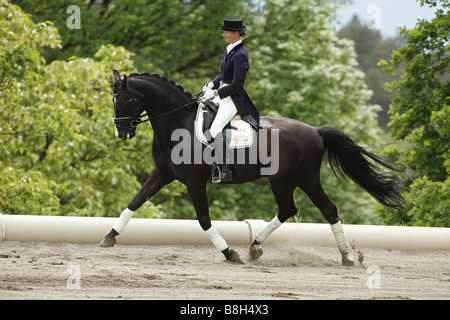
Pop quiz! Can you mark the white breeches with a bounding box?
[209,96,238,139]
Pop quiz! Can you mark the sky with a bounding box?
[335,0,442,38]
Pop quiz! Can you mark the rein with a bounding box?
[112,83,203,129]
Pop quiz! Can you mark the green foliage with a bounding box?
[377,0,449,226]
[337,15,404,127]
[12,0,249,77]
[1,0,62,215]
[1,1,163,217]
[0,167,60,215]
[2,0,417,226]
[379,176,449,227]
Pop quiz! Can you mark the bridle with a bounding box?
[112,81,202,132]
[112,84,150,131]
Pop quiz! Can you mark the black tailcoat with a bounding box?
[212,43,260,129]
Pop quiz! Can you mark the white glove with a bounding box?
[203,89,216,100]
[202,81,214,92]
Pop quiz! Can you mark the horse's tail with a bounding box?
[318,126,407,210]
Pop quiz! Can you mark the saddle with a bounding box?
[194,100,254,148]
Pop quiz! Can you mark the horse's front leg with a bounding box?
[100,168,174,247]
[186,181,243,264]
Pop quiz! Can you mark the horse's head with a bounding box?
[111,70,198,141]
[111,70,147,140]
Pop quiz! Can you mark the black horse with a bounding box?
[100,70,406,265]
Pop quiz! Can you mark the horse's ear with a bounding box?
[118,74,128,90]
[113,70,120,82]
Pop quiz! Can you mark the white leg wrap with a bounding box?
[205,227,228,252]
[254,216,282,244]
[112,208,135,234]
[331,221,351,254]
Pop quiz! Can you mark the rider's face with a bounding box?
[223,30,240,44]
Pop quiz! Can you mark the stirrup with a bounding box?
[211,165,222,184]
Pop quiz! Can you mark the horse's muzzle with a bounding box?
[115,126,136,140]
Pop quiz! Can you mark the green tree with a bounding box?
[1,1,162,218]
[12,0,249,78]
[377,0,449,227]
[2,0,389,225]
[338,15,404,128]
[1,0,63,215]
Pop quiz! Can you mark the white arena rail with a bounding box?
[0,213,449,250]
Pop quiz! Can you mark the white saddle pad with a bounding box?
[194,101,254,149]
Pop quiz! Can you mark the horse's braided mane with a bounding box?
[128,72,193,101]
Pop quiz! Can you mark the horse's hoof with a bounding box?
[249,244,263,260]
[341,254,354,266]
[99,236,116,248]
[226,249,244,264]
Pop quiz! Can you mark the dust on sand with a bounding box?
[0,241,449,300]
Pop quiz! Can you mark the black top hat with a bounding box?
[220,18,246,31]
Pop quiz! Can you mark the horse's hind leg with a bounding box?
[299,178,354,266]
[250,182,297,260]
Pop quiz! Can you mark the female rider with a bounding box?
[203,18,260,183]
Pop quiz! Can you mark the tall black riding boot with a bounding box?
[211,130,233,183]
